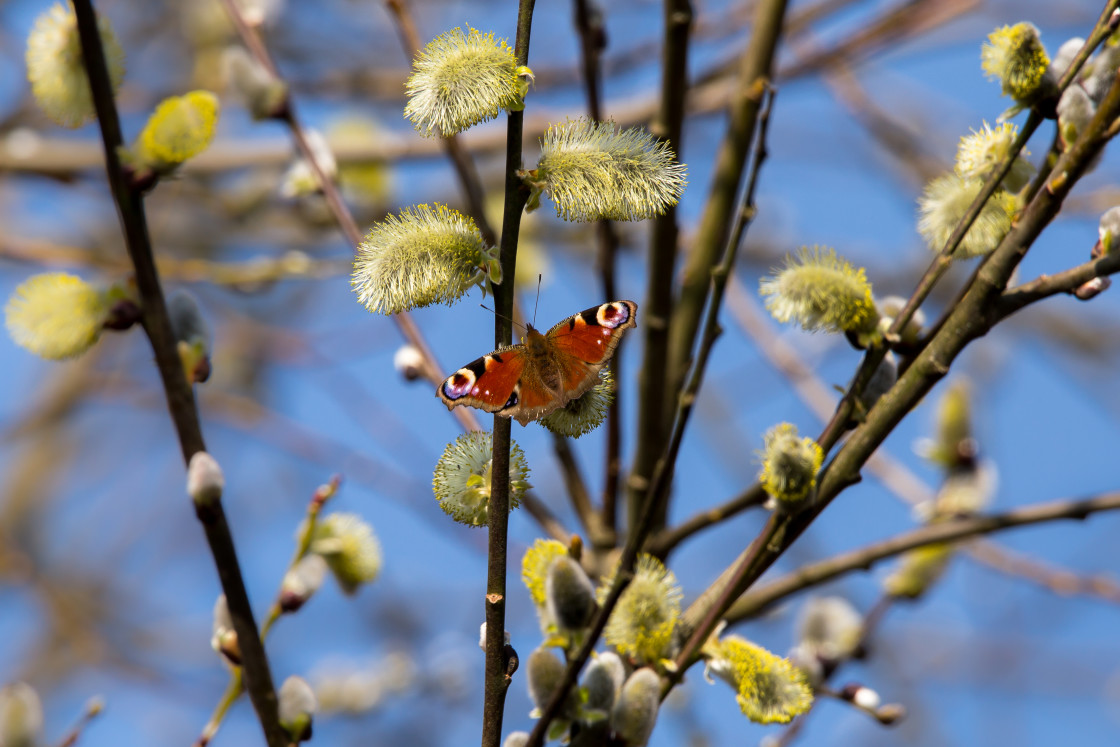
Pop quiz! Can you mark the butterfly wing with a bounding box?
[438,344,528,418]
[546,300,638,399]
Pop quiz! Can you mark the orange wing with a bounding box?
[437,345,527,416]
[547,301,637,398]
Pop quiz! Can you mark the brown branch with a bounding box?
[571,0,626,536]
[70,2,284,745]
[725,491,1120,622]
[664,0,788,462]
[551,433,610,546]
[626,0,694,533]
[483,4,537,745]
[647,484,767,557]
[995,249,1120,320]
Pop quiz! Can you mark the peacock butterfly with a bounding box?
[437,300,638,425]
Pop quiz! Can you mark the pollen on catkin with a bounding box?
[759,247,877,336]
[432,431,531,527]
[882,543,954,599]
[26,2,125,128]
[540,368,614,437]
[601,554,682,665]
[352,204,498,315]
[610,669,661,747]
[917,173,1017,258]
[404,26,523,137]
[0,682,43,747]
[532,118,687,223]
[981,23,1051,105]
[521,538,569,609]
[955,122,1033,193]
[795,596,863,662]
[308,513,382,594]
[136,91,220,171]
[280,129,337,199]
[5,273,113,360]
[758,423,823,507]
[704,635,813,725]
[277,676,317,743]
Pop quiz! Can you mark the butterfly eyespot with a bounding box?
[596,302,630,328]
[442,369,477,400]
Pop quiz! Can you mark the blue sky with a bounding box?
[1,1,1120,745]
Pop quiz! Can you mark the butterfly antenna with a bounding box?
[479,303,527,333]
[532,274,542,328]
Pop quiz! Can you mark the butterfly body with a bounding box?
[438,300,637,425]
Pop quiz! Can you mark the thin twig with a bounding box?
[196,479,339,746]
[70,2,284,745]
[995,249,1120,319]
[550,433,603,544]
[664,0,788,431]
[647,484,767,557]
[627,0,694,533]
[571,0,625,536]
[724,491,1120,621]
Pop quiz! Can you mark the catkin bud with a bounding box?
[759,247,878,339]
[279,554,328,612]
[187,451,224,508]
[222,45,288,120]
[432,432,531,527]
[134,91,220,173]
[278,675,317,742]
[540,369,615,437]
[352,204,499,315]
[758,423,823,507]
[545,556,596,633]
[393,344,426,381]
[530,118,687,222]
[917,174,1016,258]
[609,669,661,747]
[404,27,526,137]
[0,682,43,747]
[210,594,240,665]
[582,652,626,714]
[5,273,117,360]
[981,23,1055,113]
[26,2,125,128]
[168,290,212,384]
[602,555,682,665]
[527,648,566,714]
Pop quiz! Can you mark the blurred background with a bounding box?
[1,0,1120,745]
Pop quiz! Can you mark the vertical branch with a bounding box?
[483,5,536,746]
[572,0,624,538]
[664,0,788,429]
[69,2,284,745]
[627,0,694,534]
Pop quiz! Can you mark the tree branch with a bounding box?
[725,491,1120,622]
[71,2,284,745]
[483,4,537,745]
